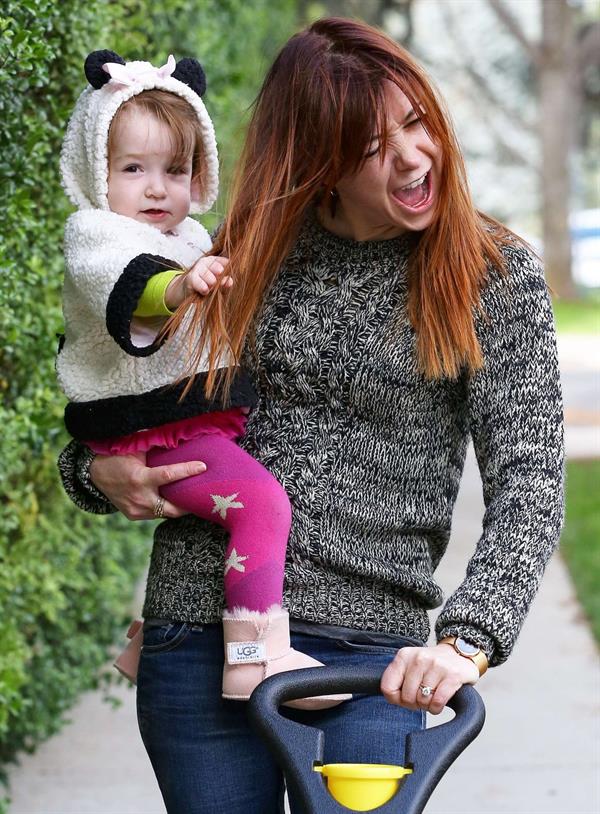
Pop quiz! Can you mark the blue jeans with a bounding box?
[136,622,424,814]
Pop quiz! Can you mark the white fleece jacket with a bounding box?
[57,209,212,404]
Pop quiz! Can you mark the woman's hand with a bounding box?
[89,451,206,520]
[380,643,479,715]
[166,256,231,309]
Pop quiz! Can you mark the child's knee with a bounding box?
[263,477,292,523]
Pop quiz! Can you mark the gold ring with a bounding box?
[153,497,165,518]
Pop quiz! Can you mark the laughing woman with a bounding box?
[58,17,563,814]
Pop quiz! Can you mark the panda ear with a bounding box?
[85,50,126,89]
[172,58,207,97]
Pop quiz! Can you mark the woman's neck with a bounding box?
[316,200,406,243]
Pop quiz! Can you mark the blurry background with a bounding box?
[0,0,598,812]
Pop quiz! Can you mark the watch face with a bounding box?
[456,637,480,656]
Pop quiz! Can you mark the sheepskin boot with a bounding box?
[222,605,351,710]
[113,619,143,684]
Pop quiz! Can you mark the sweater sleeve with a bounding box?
[133,269,185,317]
[435,244,565,666]
[105,253,183,355]
[57,440,117,515]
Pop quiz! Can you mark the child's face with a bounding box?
[107,108,193,233]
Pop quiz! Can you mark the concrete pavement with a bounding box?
[6,334,600,814]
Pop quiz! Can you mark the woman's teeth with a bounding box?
[400,172,428,191]
[394,172,430,207]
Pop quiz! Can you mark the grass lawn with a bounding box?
[560,459,600,644]
[552,296,600,335]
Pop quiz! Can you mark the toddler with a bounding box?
[57,50,348,709]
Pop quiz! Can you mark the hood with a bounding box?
[60,50,218,215]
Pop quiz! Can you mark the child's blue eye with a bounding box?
[124,165,140,173]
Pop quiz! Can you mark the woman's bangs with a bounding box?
[341,78,389,175]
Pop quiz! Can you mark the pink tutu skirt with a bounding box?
[86,407,248,456]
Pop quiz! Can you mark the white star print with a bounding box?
[210,492,244,520]
[224,548,249,575]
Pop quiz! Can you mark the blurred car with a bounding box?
[571,209,600,289]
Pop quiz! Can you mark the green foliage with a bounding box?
[552,294,600,335]
[0,0,297,784]
[561,460,600,644]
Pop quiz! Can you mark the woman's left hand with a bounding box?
[380,643,480,715]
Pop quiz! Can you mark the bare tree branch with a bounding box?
[486,0,542,68]
[575,21,600,85]
[438,1,537,138]
[464,63,537,138]
[470,100,541,177]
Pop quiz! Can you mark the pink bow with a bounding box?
[101,55,176,87]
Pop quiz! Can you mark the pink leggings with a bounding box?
[146,435,292,613]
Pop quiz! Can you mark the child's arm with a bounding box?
[133,256,231,317]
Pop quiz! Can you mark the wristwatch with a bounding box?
[439,636,488,677]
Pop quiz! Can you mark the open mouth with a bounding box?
[392,171,431,210]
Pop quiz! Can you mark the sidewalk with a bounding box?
[5,335,600,814]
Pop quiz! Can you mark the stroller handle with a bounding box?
[248,664,485,814]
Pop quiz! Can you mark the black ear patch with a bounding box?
[85,50,126,89]
[172,58,207,97]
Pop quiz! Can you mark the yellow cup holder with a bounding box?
[313,763,413,811]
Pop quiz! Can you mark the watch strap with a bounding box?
[439,636,488,677]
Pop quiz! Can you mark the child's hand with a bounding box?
[166,256,231,310]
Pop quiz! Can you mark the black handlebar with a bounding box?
[248,665,485,813]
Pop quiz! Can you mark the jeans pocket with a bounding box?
[335,640,400,656]
[142,621,191,654]
[335,637,419,656]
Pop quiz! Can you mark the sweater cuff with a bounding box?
[58,440,117,515]
[106,254,184,356]
[133,269,185,317]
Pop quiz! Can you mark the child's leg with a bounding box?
[146,434,291,613]
[146,434,350,709]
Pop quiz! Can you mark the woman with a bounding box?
[58,17,564,814]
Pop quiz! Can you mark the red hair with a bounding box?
[166,17,512,400]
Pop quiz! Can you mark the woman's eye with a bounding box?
[364,143,380,159]
[405,117,422,128]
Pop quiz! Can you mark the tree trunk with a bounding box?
[539,0,577,299]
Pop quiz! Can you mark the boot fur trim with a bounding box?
[222,604,286,623]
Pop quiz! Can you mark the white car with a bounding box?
[571,209,600,289]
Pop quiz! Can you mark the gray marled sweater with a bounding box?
[58,213,564,667]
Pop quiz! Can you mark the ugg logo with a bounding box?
[227,640,267,665]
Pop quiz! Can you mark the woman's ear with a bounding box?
[172,58,207,97]
[84,50,126,89]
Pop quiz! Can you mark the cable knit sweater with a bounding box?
[58,212,564,667]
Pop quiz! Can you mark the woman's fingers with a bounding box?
[89,452,206,521]
[380,653,406,705]
[147,460,207,519]
[428,677,462,715]
[380,644,480,715]
[147,459,206,489]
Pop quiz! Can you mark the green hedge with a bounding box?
[0,0,296,790]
